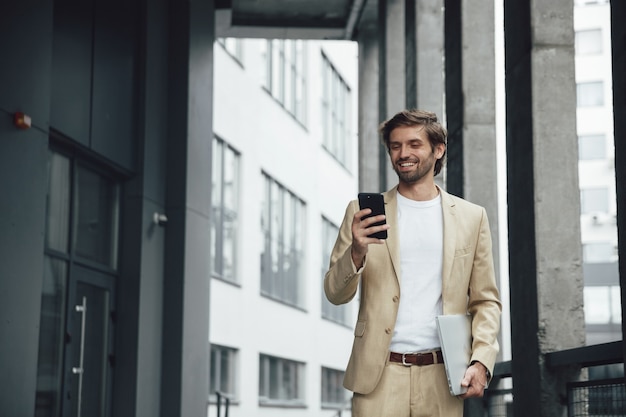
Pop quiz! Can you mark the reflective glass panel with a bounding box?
[73,165,119,268]
[34,257,68,417]
[46,152,71,253]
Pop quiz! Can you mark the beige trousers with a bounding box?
[351,361,464,417]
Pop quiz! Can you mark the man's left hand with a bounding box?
[459,361,489,399]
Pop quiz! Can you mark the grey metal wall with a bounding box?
[0,0,215,416]
[0,2,54,415]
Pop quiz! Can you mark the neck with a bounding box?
[397,180,439,201]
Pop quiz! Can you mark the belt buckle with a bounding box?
[401,352,411,366]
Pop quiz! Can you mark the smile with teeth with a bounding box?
[398,161,417,168]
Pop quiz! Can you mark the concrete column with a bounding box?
[410,0,445,191]
[359,0,447,192]
[408,0,445,117]
[610,0,626,364]
[505,0,585,415]
[380,0,406,190]
[161,0,214,416]
[443,0,500,290]
[383,0,406,118]
[358,29,383,192]
[442,1,501,414]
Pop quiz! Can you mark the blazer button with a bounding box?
[392,296,399,303]
[385,328,392,334]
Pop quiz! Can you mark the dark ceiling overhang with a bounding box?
[216,0,376,40]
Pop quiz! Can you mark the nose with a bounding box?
[398,144,411,158]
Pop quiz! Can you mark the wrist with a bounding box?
[471,360,490,380]
[351,248,365,269]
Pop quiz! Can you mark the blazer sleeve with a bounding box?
[324,200,362,305]
[467,207,502,378]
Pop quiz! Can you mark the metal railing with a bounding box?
[483,341,625,416]
[215,391,231,417]
[568,378,626,416]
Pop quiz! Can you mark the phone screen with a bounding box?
[358,193,388,239]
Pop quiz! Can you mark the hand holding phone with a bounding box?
[358,193,388,239]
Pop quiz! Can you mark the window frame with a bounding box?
[321,217,351,326]
[209,344,239,403]
[260,173,306,308]
[321,366,350,409]
[258,354,306,407]
[321,52,352,169]
[210,136,241,284]
[262,39,308,124]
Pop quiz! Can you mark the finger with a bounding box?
[354,208,372,222]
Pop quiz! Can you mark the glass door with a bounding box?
[64,267,115,417]
[35,148,120,417]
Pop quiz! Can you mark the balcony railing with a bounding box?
[484,341,624,416]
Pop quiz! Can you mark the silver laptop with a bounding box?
[436,314,472,396]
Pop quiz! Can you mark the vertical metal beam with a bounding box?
[504,2,541,414]
[505,0,585,415]
[610,0,626,369]
[444,0,463,197]
[405,0,417,110]
[161,0,214,416]
[378,0,388,191]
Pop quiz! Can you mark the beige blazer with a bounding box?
[324,186,501,395]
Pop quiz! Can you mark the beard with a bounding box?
[393,153,437,184]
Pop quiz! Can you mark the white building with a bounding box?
[209,38,359,417]
[574,0,621,347]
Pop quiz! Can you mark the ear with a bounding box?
[434,143,446,159]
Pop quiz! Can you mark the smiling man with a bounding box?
[324,109,502,417]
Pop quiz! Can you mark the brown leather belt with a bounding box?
[389,350,444,366]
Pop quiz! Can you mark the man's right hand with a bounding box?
[351,208,389,268]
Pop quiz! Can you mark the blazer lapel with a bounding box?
[383,188,401,282]
[440,188,457,304]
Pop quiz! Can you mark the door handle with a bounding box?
[73,296,87,417]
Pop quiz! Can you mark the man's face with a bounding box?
[388,125,445,184]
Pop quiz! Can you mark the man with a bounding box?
[324,109,501,417]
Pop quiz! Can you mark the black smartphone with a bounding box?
[358,193,388,239]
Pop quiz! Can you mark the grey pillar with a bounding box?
[611,0,626,366]
[443,1,500,415]
[113,0,169,415]
[0,1,52,416]
[505,1,585,415]
[161,0,214,416]
[381,0,406,190]
[358,0,446,192]
[358,29,383,192]
[407,0,444,120]
[410,0,445,190]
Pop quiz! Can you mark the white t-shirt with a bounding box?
[389,191,444,353]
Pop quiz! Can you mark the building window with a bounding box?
[583,242,617,263]
[217,37,243,63]
[209,344,238,401]
[321,53,352,169]
[259,354,305,406]
[321,367,350,409]
[584,286,621,325]
[581,187,609,214]
[260,174,306,307]
[261,39,307,124]
[578,134,606,160]
[211,137,240,283]
[321,217,350,325]
[575,29,603,55]
[577,81,604,107]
